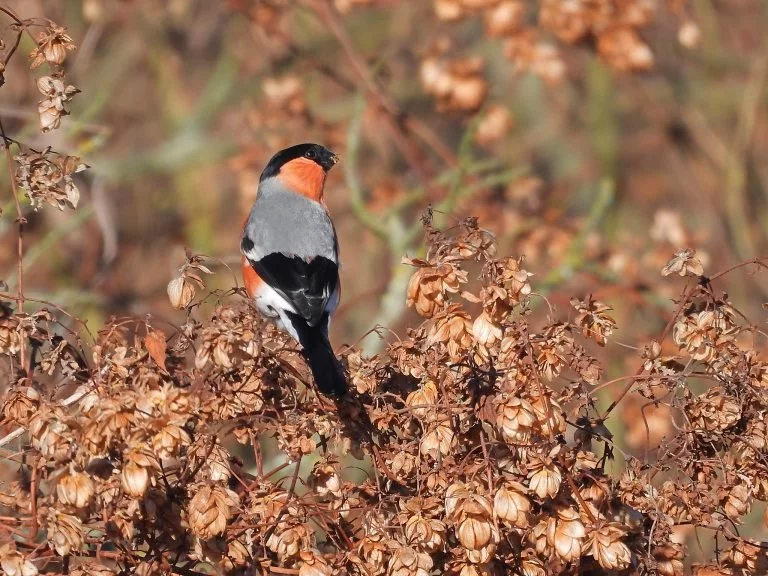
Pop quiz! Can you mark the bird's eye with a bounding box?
[305,149,316,159]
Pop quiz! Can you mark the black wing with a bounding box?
[249,253,338,327]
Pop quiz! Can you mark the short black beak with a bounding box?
[322,151,339,171]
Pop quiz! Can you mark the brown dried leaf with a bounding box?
[144,329,167,371]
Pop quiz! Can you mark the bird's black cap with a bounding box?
[260,143,339,181]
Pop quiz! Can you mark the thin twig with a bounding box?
[560,454,598,524]
[0,385,91,449]
[29,456,38,539]
[0,116,26,370]
[3,29,23,66]
[288,455,303,499]
[602,282,694,419]
[0,6,22,25]
[299,0,453,191]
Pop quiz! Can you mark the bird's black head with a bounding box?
[260,143,339,181]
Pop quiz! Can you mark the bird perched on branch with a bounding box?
[241,143,346,396]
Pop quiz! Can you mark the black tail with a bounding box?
[289,314,347,397]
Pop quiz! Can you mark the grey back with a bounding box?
[243,177,338,262]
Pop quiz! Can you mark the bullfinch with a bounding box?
[240,143,346,396]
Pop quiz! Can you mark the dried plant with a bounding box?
[2,209,768,574]
[2,3,768,576]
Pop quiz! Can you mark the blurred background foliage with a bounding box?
[1,0,767,555]
[2,1,767,409]
[0,0,764,333]
[0,0,765,343]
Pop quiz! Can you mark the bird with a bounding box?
[240,143,347,396]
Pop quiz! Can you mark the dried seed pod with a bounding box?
[267,523,310,560]
[546,505,586,562]
[688,387,741,434]
[493,481,531,528]
[387,545,433,576]
[406,262,467,318]
[299,550,333,576]
[654,543,685,576]
[356,535,388,576]
[405,380,438,419]
[584,523,632,570]
[449,489,499,564]
[527,459,562,499]
[473,312,502,348]
[662,248,704,277]
[0,543,38,576]
[310,458,343,499]
[494,394,537,445]
[30,25,76,67]
[420,415,456,460]
[404,514,446,553]
[428,309,474,362]
[529,394,566,436]
[2,386,40,426]
[572,296,617,346]
[187,484,239,540]
[15,151,86,211]
[36,76,79,134]
[151,421,192,459]
[56,468,95,509]
[121,448,159,498]
[724,539,764,574]
[167,276,195,309]
[47,510,85,556]
[28,407,72,462]
[719,482,752,521]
